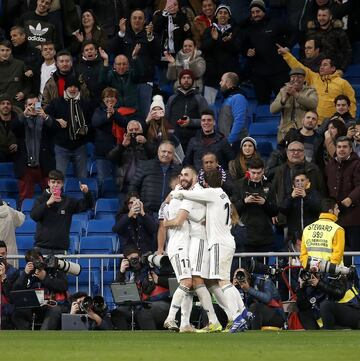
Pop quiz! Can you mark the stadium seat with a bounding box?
[72,213,90,231]
[254,105,280,123]
[70,219,83,237]
[257,141,274,160]
[3,198,17,209]
[249,122,278,149]
[86,219,117,251]
[21,198,35,218]
[16,219,36,236]
[79,236,114,254]
[67,269,100,296]
[0,178,18,199]
[94,198,119,219]
[0,162,14,178]
[64,177,98,198]
[69,235,80,254]
[344,64,360,84]
[102,177,119,198]
[16,235,35,254]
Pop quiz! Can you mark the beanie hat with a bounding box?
[249,0,266,12]
[215,4,232,17]
[150,95,165,111]
[240,136,257,149]
[179,69,195,82]
[0,93,12,103]
[65,76,80,89]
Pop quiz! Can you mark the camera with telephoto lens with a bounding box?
[305,256,352,276]
[31,255,81,276]
[79,295,107,316]
[145,253,172,272]
[235,270,247,283]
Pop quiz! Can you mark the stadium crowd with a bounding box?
[1,0,360,331]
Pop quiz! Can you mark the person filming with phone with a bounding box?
[30,169,93,254]
[10,95,55,206]
[232,158,278,252]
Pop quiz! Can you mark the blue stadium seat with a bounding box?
[70,219,83,237]
[66,163,74,177]
[0,178,18,199]
[0,163,14,178]
[3,198,17,209]
[16,219,36,236]
[86,219,117,251]
[21,198,35,218]
[344,64,360,84]
[64,177,98,198]
[249,122,278,150]
[102,178,118,198]
[67,270,100,296]
[79,236,114,254]
[257,141,274,159]
[254,105,280,123]
[72,213,89,231]
[69,235,80,254]
[94,198,119,219]
[77,257,102,270]
[16,235,35,254]
[291,43,300,59]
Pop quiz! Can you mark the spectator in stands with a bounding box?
[218,72,250,147]
[192,0,216,47]
[113,191,157,253]
[201,4,241,105]
[271,140,326,226]
[78,0,126,38]
[241,0,295,104]
[98,47,143,123]
[283,110,324,166]
[42,49,88,107]
[111,245,171,330]
[19,0,63,50]
[232,158,278,252]
[0,40,31,109]
[0,240,20,329]
[10,26,42,95]
[270,67,318,143]
[12,248,68,330]
[68,9,108,57]
[301,37,323,73]
[166,69,208,151]
[91,87,127,189]
[277,44,356,124]
[109,9,160,120]
[107,120,150,194]
[30,169,93,253]
[11,95,55,204]
[325,137,360,251]
[306,6,352,72]
[0,200,25,266]
[0,95,18,163]
[323,117,347,163]
[184,109,234,171]
[332,94,355,125]
[69,292,112,330]
[233,267,285,330]
[347,120,360,158]
[39,42,56,96]
[228,136,261,182]
[75,41,104,106]
[164,38,206,92]
[279,170,322,242]
[129,141,182,215]
[153,0,191,57]
[144,95,184,163]
[46,76,92,178]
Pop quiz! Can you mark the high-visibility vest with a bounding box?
[302,219,341,262]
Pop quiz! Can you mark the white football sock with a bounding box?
[222,284,245,320]
[167,284,190,320]
[180,291,193,327]
[208,284,232,321]
[195,284,219,325]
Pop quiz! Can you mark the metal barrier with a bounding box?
[6,252,360,301]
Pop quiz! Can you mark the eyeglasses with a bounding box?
[287,149,304,153]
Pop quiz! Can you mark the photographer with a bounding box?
[112,192,157,253]
[69,292,112,330]
[0,241,20,329]
[11,249,69,330]
[233,268,285,330]
[111,245,171,330]
[296,269,360,330]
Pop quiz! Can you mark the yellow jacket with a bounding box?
[300,212,345,267]
[283,52,356,123]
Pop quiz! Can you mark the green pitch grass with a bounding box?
[0,331,359,361]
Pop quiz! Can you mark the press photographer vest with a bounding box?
[302,218,341,262]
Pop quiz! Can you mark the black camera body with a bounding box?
[299,269,313,284]
[80,296,107,316]
[0,255,5,266]
[128,257,142,272]
[235,270,247,283]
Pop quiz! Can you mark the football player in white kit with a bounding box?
[164,166,222,332]
[172,168,253,332]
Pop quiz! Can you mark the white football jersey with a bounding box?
[180,183,207,240]
[166,197,190,257]
[172,187,235,248]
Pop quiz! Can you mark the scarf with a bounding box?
[23,115,45,167]
[64,91,88,141]
[213,23,232,34]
